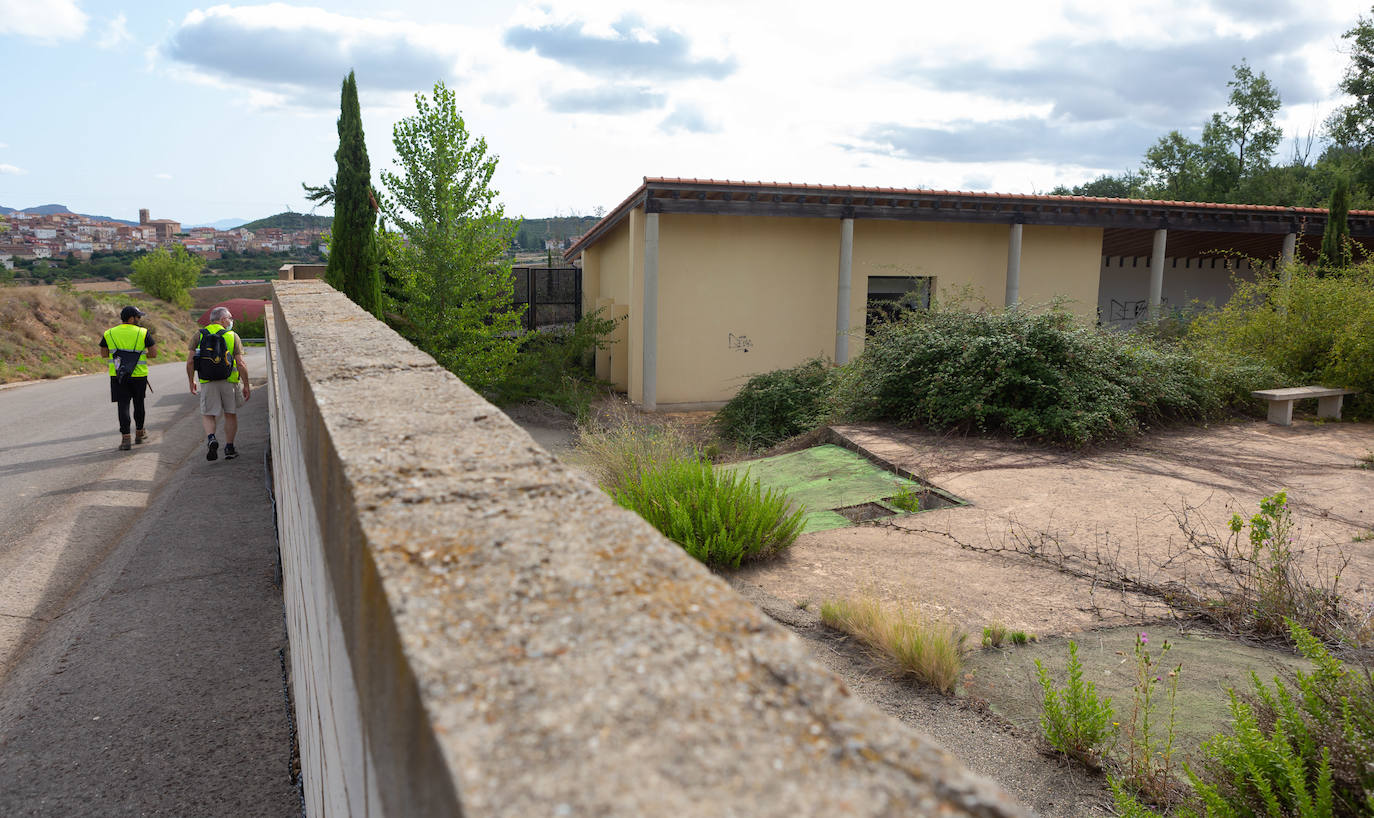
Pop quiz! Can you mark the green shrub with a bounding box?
[130,245,202,308]
[613,458,803,568]
[715,357,835,449]
[232,316,266,338]
[983,622,1008,648]
[838,308,1273,446]
[1189,263,1374,417]
[1188,620,1374,817]
[1036,640,1116,765]
[490,309,617,418]
[820,596,968,694]
[889,482,922,512]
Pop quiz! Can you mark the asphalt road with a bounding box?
[0,351,299,815]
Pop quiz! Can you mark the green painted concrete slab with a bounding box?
[722,444,926,533]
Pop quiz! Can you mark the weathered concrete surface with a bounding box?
[270,280,1027,817]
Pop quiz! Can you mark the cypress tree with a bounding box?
[1321,179,1351,269]
[325,71,381,314]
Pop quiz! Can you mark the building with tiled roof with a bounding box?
[564,177,1372,409]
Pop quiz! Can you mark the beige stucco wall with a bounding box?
[655,213,840,405]
[585,216,633,391]
[1017,225,1103,321]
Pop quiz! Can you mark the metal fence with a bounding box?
[512,266,581,331]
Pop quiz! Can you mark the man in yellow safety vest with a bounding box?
[100,305,159,451]
[186,306,251,462]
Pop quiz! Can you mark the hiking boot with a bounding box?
[207,440,219,461]
[224,443,238,460]
[119,435,132,451]
[134,429,148,444]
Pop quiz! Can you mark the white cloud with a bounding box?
[0,164,26,175]
[154,172,173,180]
[162,4,476,108]
[0,0,87,44]
[98,13,133,50]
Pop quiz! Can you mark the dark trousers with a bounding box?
[110,376,148,435]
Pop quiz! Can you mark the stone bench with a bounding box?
[1251,386,1358,426]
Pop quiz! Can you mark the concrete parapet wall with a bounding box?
[265,279,1026,817]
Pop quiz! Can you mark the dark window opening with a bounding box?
[866,276,933,335]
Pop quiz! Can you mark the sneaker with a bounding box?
[134,429,148,444]
[207,440,219,461]
[119,435,132,451]
[224,443,238,460]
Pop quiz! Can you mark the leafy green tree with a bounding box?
[379,80,523,391]
[1321,178,1352,268]
[324,71,381,315]
[1222,60,1283,177]
[1144,131,1206,200]
[1050,172,1143,198]
[1327,10,1374,147]
[130,245,202,308]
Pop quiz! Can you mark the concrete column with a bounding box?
[642,213,659,411]
[835,218,854,364]
[1280,232,1296,283]
[1004,223,1022,308]
[1148,228,1167,319]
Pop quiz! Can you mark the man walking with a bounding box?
[187,306,251,461]
[101,305,158,451]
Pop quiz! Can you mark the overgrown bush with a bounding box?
[820,596,968,694]
[566,405,698,494]
[489,309,617,418]
[1035,640,1116,765]
[838,308,1273,446]
[613,458,803,568]
[1189,262,1374,417]
[715,357,835,450]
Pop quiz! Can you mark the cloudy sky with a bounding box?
[0,0,1369,224]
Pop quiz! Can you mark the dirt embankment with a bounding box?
[0,286,202,384]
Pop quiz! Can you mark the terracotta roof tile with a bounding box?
[564,176,1367,259]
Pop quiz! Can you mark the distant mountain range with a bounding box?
[0,203,136,225]
[186,218,250,230]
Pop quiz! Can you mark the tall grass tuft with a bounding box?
[566,404,698,493]
[819,596,968,694]
[613,458,804,568]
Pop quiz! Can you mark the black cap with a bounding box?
[121,305,145,321]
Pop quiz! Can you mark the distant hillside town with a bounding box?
[0,207,326,270]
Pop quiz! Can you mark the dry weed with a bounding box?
[820,595,969,694]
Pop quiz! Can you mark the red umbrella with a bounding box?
[199,298,270,325]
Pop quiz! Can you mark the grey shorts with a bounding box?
[198,380,244,416]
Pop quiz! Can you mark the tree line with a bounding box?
[1052,8,1374,213]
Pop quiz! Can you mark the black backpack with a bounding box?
[194,328,234,381]
[109,327,146,385]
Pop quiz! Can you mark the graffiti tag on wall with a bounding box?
[1107,297,1167,323]
[728,333,753,352]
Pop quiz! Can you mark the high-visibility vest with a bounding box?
[104,324,149,378]
[197,323,240,384]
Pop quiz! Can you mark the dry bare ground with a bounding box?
[0,285,201,383]
[724,418,1373,815]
